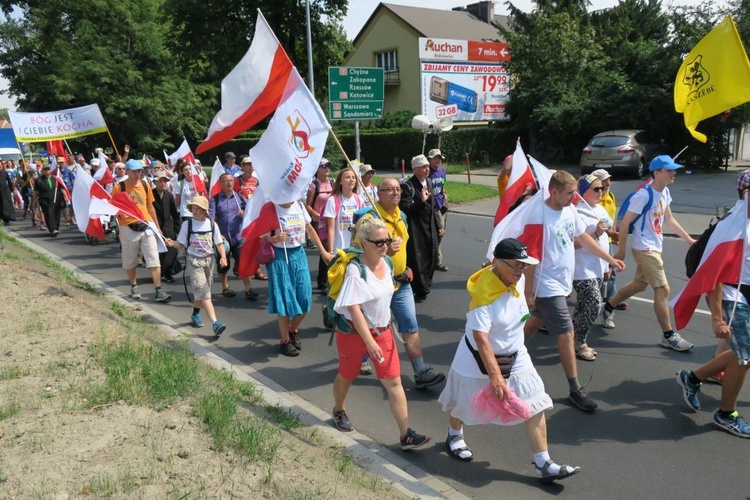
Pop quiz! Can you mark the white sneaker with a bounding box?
[130,285,141,300]
[660,332,694,352]
[602,308,615,329]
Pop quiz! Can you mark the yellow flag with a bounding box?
[674,16,750,142]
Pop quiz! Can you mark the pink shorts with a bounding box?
[336,327,400,381]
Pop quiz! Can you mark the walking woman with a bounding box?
[265,199,331,357]
[324,168,365,252]
[331,216,430,450]
[572,174,612,361]
[305,158,334,290]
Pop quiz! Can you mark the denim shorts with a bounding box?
[722,300,750,364]
[390,282,419,334]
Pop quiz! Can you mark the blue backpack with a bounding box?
[616,183,654,234]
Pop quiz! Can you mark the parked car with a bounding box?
[580,130,661,178]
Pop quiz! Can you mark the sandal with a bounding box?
[576,347,596,361]
[534,460,581,484]
[446,434,474,462]
[222,287,236,298]
[245,289,259,300]
[255,271,268,281]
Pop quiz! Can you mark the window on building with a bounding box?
[375,50,398,72]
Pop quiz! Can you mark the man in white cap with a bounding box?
[427,148,449,271]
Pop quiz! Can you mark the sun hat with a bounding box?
[187,195,209,212]
[411,154,429,168]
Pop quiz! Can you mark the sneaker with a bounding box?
[51,229,59,237]
[706,371,724,385]
[414,367,446,390]
[40,223,47,231]
[130,285,142,300]
[332,409,355,432]
[212,321,226,337]
[675,370,701,411]
[191,314,204,328]
[245,289,259,300]
[713,411,750,438]
[436,264,449,272]
[568,388,598,412]
[154,290,172,302]
[162,276,175,283]
[400,428,430,450]
[602,308,615,329]
[279,340,299,357]
[289,329,302,351]
[360,361,373,376]
[660,332,694,352]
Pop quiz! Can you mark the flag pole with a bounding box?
[105,127,121,160]
[328,129,379,210]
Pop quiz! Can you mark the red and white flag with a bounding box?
[493,141,535,226]
[191,163,207,196]
[94,150,115,185]
[142,153,150,166]
[72,166,111,239]
[167,138,197,168]
[195,11,294,154]
[671,198,748,330]
[528,156,553,199]
[249,68,330,204]
[208,157,224,198]
[237,187,281,278]
[486,189,546,263]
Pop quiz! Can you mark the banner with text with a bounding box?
[420,62,510,122]
[418,37,510,63]
[8,104,108,142]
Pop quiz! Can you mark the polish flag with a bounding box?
[167,138,196,168]
[208,157,224,198]
[237,187,280,278]
[249,68,330,204]
[94,150,115,185]
[72,167,111,239]
[528,156,553,198]
[195,11,294,154]
[493,141,535,225]
[142,153,150,166]
[486,189,545,263]
[671,198,748,330]
[46,140,66,159]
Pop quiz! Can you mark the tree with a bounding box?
[0,107,7,121]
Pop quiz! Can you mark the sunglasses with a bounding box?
[319,164,331,169]
[365,238,393,248]
[591,187,605,193]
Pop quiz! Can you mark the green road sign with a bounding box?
[328,67,384,120]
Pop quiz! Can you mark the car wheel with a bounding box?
[633,159,645,179]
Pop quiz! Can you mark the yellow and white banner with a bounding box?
[8,104,108,142]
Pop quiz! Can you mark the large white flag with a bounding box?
[249,68,330,205]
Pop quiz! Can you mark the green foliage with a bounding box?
[0,107,7,120]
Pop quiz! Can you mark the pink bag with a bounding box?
[470,383,532,424]
[255,239,275,265]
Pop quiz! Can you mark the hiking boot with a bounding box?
[415,367,446,390]
[675,370,701,411]
[602,308,615,329]
[191,314,204,328]
[713,411,750,438]
[568,388,598,412]
[660,332,694,352]
[360,361,373,376]
[707,371,724,385]
[332,409,354,432]
[212,321,226,337]
[279,340,299,357]
[154,290,172,302]
[400,428,430,450]
[289,329,302,350]
[130,285,142,300]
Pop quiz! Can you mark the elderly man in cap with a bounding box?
[400,154,443,302]
[112,159,172,303]
[427,149,449,271]
[603,155,696,351]
[222,151,240,176]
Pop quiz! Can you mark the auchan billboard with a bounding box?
[418,37,510,63]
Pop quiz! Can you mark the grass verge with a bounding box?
[371,176,497,204]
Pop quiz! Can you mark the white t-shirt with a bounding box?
[334,259,394,328]
[174,178,199,218]
[323,193,364,250]
[628,186,671,252]
[272,202,311,248]
[450,275,533,379]
[534,204,586,297]
[176,218,222,258]
[362,184,378,207]
[574,204,611,280]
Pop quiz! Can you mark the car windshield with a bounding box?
[590,136,629,148]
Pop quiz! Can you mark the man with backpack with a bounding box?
[603,155,696,351]
[112,159,172,303]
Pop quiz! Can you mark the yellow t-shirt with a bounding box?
[598,191,617,243]
[112,180,155,225]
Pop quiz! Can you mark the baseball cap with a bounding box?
[649,155,683,172]
[154,170,169,180]
[225,152,236,159]
[239,154,251,164]
[125,159,143,171]
[411,154,429,168]
[427,148,443,159]
[90,158,101,167]
[492,238,539,265]
[577,173,600,195]
[319,158,331,168]
[591,168,612,181]
[187,195,209,212]
[737,169,750,191]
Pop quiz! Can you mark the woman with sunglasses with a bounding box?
[330,217,430,450]
[306,158,334,290]
[572,175,613,361]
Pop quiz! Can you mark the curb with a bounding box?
[6,228,469,500]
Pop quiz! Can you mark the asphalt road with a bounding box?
[9,192,750,499]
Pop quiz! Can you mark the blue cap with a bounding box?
[577,173,599,195]
[649,155,683,172]
[125,159,143,171]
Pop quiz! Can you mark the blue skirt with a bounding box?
[267,245,312,317]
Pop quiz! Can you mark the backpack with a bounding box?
[616,182,653,234]
[322,247,394,333]
[186,218,229,273]
[685,211,731,278]
[118,179,151,197]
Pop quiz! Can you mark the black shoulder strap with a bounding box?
[118,180,125,193]
[187,218,193,248]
